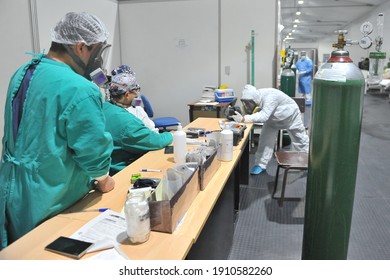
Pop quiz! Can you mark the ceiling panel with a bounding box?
[280,0,388,42]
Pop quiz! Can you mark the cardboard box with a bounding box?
[148,165,199,233]
[198,150,221,191]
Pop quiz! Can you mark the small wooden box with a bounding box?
[149,165,200,233]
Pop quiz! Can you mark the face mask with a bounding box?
[84,43,111,80]
[241,99,258,114]
[64,43,111,81]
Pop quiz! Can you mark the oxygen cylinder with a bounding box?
[280,68,296,97]
[302,49,365,259]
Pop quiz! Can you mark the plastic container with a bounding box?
[368,51,386,85]
[174,123,187,164]
[214,89,235,102]
[124,192,150,244]
[218,127,233,161]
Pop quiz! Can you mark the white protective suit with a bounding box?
[242,85,309,169]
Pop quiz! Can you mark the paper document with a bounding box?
[85,247,128,260]
[70,210,128,253]
[195,102,219,105]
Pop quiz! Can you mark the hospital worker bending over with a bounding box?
[110,65,158,132]
[233,85,309,175]
[104,72,173,175]
[0,12,115,249]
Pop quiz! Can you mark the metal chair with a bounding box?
[272,151,308,207]
[140,95,180,131]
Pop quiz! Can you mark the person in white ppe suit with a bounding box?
[233,85,309,175]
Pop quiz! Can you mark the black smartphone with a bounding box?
[164,146,174,154]
[45,236,93,259]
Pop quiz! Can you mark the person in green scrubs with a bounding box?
[104,72,174,175]
[0,12,115,249]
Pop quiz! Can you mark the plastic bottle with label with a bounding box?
[219,125,233,161]
[174,123,187,164]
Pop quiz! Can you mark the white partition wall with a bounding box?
[118,0,220,126]
[221,0,277,91]
[0,1,33,152]
[35,0,120,75]
[0,0,120,152]
[0,0,278,149]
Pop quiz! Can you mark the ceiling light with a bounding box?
[298,0,304,4]
[296,11,301,16]
[294,19,300,23]
[293,24,298,28]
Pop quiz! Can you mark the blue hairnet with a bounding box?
[51,12,109,45]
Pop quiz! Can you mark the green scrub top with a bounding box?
[103,102,173,174]
[0,54,113,248]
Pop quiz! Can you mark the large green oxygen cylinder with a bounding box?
[302,49,365,259]
[280,68,296,97]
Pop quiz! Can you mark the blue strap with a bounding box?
[12,63,38,140]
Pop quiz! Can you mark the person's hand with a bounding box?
[232,111,244,123]
[95,175,115,193]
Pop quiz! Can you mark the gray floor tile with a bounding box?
[229,94,390,260]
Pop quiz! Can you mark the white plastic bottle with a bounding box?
[219,126,233,161]
[174,123,187,164]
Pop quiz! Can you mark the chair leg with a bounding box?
[272,165,280,198]
[279,167,290,207]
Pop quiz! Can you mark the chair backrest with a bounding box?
[140,95,154,118]
[292,97,305,113]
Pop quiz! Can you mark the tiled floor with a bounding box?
[228,93,390,260]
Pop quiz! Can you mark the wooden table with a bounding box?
[187,101,233,122]
[0,118,252,260]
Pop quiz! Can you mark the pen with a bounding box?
[71,208,110,213]
[140,168,161,172]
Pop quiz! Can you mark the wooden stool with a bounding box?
[272,151,308,207]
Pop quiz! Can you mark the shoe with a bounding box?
[305,100,312,106]
[250,165,265,175]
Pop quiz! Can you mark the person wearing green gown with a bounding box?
[0,12,115,249]
[104,72,174,175]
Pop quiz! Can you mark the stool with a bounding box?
[272,151,308,207]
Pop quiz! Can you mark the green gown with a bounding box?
[0,54,113,248]
[103,102,173,174]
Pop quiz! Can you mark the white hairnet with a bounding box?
[51,12,109,45]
